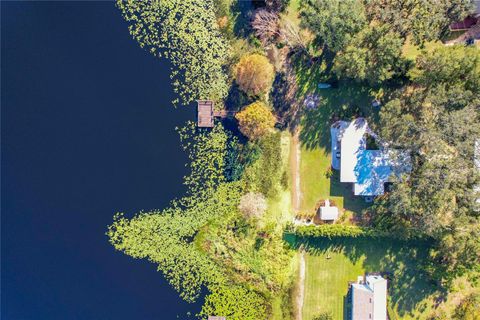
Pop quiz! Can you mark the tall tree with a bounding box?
[363,0,474,45]
[300,0,366,52]
[235,101,276,140]
[333,25,404,85]
[374,46,480,284]
[235,54,275,96]
[116,0,230,105]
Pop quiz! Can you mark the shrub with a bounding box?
[242,132,283,197]
[236,101,275,141]
[235,53,275,96]
[252,9,279,45]
[238,192,268,219]
[199,284,267,320]
[313,311,334,320]
[288,224,381,238]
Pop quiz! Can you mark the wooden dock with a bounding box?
[197,100,214,128]
[213,110,237,118]
[197,100,237,127]
[197,100,285,128]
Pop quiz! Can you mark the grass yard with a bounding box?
[299,238,438,320]
[298,85,377,217]
[283,0,301,27]
[401,37,443,61]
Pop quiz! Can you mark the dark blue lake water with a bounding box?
[1,2,199,319]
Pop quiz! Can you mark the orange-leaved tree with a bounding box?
[235,54,275,96]
[235,101,275,140]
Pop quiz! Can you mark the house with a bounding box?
[319,199,339,221]
[449,0,480,31]
[350,274,387,320]
[331,118,410,199]
[208,317,226,320]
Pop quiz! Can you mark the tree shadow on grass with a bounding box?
[299,84,374,151]
[329,171,370,218]
[291,49,336,95]
[287,236,440,317]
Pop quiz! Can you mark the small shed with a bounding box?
[319,199,339,221]
[197,100,214,128]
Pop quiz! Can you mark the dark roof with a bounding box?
[450,16,478,30]
[197,100,214,128]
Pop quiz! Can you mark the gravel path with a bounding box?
[291,130,302,212]
[291,130,305,320]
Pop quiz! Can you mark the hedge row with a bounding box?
[285,223,389,239]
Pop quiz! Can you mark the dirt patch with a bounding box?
[290,129,302,213]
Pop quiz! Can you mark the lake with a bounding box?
[1,2,200,319]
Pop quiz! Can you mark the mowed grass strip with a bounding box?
[303,250,365,320]
[300,238,438,320]
[300,146,343,213]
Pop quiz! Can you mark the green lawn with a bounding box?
[401,37,443,61]
[299,85,376,217]
[283,0,301,27]
[300,238,438,320]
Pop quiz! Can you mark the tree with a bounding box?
[252,9,280,45]
[373,46,480,284]
[116,0,229,106]
[409,45,480,92]
[300,0,366,52]
[363,0,474,45]
[235,102,276,140]
[333,25,404,85]
[453,293,480,320]
[235,54,275,96]
[238,192,268,219]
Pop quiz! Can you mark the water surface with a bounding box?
[2,2,198,319]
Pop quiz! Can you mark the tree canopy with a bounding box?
[238,192,268,219]
[363,0,474,45]
[236,101,276,140]
[300,0,366,52]
[235,53,275,96]
[373,46,480,283]
[333,25,404,85]
[116,0,230,105]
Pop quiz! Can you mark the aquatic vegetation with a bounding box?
[117,0,230,106]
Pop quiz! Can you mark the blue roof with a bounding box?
[354,150,393,196]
